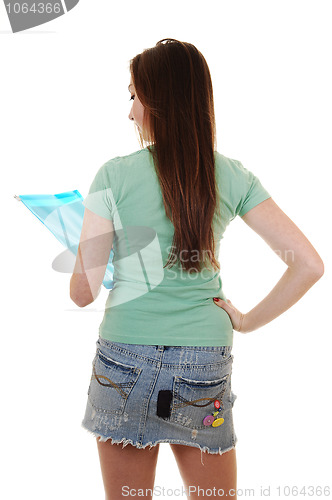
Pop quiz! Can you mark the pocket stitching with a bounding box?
[97,348,141,375]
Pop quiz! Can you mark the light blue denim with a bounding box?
[81,336,238,461]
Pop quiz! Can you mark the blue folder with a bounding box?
[15,190,114,289]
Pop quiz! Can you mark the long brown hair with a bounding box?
[129,38,221,274]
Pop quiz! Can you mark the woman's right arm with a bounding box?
[237,197,324,333]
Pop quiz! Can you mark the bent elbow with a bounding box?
[310,258,324,278]
[304,258,325,281]
[70,294,91,308]
[291,258,324,282]
[70,277,93,307]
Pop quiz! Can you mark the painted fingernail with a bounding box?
[213,297,220,302]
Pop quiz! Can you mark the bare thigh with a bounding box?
[170,444,237,499]
[96,438,160,500]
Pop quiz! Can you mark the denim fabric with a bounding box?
[81,336,238,459]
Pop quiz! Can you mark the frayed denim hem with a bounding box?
[81,421,237,466]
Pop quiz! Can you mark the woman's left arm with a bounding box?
[70,207,114,307]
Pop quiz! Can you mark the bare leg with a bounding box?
[96,438,160,500]
[170,444,237,499]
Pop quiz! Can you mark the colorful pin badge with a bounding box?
[212,417,224,427]
[203,415,214,426]
[202,399,224,427]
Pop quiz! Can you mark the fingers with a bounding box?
[213,297,230,308]
[213,297,246,333]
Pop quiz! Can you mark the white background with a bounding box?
[1,0,331,498]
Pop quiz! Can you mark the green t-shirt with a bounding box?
[82,146,271,346]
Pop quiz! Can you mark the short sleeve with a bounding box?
[82,163,114,220]
[234,161,271,217]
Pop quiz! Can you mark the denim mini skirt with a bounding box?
[81,336,238,459]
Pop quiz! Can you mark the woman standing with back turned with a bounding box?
[71,39,324,499]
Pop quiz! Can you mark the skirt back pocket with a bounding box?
[88,348,141,415]
[170,355,233,430]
